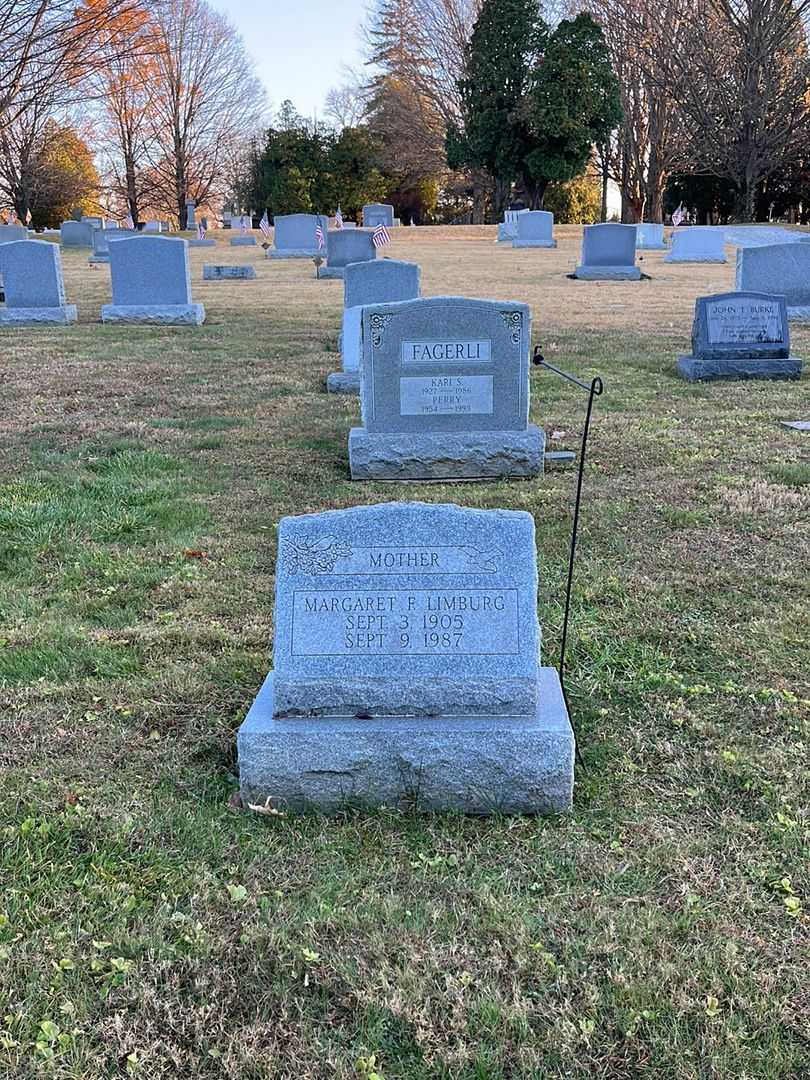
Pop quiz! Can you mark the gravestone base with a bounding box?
[101,303,205,325]
[787,306,810,320]
[202,265,256,280]
[238,667,574,815]
[189,239,216,247]
[574,265,641,280]
[349,425,545,480]
[638,242,668,251]
[318,266,348,279]
[664,254,727,264]
[327,371,360,394]
[269,248,319,259]
[0,305,77,325]
[512,240,557,249]
[88,255,110,264]
[677,355,802,381]
[230,237,256,246]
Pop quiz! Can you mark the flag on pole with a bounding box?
[124,212,134,230]
[315,220,325,249]
[259,210,272,239]
[372,222,390,248]
[25,208,32,225]
[334,206,343,229]
[671,204,685,227]
[197,222,206,240]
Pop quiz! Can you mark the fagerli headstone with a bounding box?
[101,235,205,324]
[349,296,544,480]
[512,210,556,248]
[736,242,810,318]
[363,203,395,228]
[636,223,667,250]
[574,223,640,279]
[321,229,377,279]
[327,259,421,395]
[664,226,726,263]
[0,240,77,324]
[677,291,801,381]
[270,213,327,258]
[202,264,256,280]
[237,500,574,814]
[60,219,96,248]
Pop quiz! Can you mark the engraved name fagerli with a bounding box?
[291,588,520,656]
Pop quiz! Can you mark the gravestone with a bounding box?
[496,209,527,244]
[82,216,105,228]
[636,223,667,250]
[60,220,96,248]
[327,259,421,394]
[736,242,810,318]
[0,240,76,324]
[101,235,204,324]
[677,292,801,381]
[270,213,327,258]
[202,264,256,280]
[88,227,136,264]
[237,500,574,814]
[186,200,196,228]
[363,203,395,228]
[664,226,726,263]
[574,224,640,279]
[321,229,377,279]
[512,210,555,248]
[230,216,256,248]
[0,224,27,243]
[189,237,216,247]
[143,221,163,232]
[349,296,544,480]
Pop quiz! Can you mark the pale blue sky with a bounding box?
[213,0,371,120]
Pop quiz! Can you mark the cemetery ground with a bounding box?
[1,227,808,1080]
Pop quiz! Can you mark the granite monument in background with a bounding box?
[574,224,640,279]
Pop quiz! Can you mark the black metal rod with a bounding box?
[533,347,603,769]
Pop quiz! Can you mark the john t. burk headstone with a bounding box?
[677,292,801,381]
[0,240,77,325]
[327,259,421,395]
[237,500,574,814]
[101,235,205,324]
[349,296,544,480]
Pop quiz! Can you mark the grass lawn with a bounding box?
[1,226,808,1079]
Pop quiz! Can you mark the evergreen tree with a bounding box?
[448,0,546,218]
[521,14,621,207]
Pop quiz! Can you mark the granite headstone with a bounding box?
[677,291,801,381]
[349,296,544,479]
[321,229,377,279]
[0,224,27,243]
[574,224,640,279]
[636,223,667,250]
[363,203,395,228]
[270,213,328,258]
[88,227,136,263]
[202,264,256,280]
[327,259,421,394]
[736,242,810,318]
[237,500,574,814]
[60,220,95,248]
[664,227,726,263]
[101,235,204,324]
[512,210,555,248]
[0,240,76,324]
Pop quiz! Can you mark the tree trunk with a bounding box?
[600,147,609,222]
[471,173,486,224]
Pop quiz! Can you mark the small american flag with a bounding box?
[259,210,271,239]
[334,206,343,229]
[124,212,134,229]
[240,215,248,235]
[315,220,325,249]
[671,204,685,227]
[372,223,390,248]
[25,208,32,225]
[197,222,206,239]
